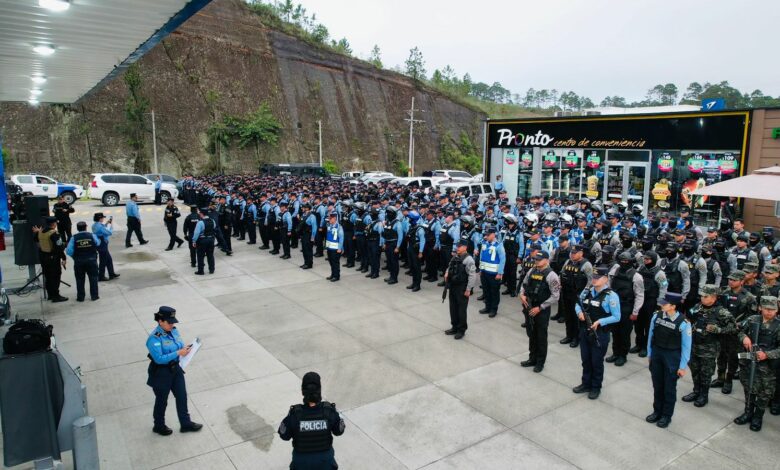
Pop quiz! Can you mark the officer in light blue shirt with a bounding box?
[154,176,163,205]
[279,201,293,259]
[494,175,505,195]
[574,266,622,399]
[646,292,691,428]
[479,226,506,317]
[92,212,118,280]
[145,306,203,436]
[325,212,344,282]
[125,193,148,247]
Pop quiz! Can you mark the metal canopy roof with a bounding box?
[0,0,212,104]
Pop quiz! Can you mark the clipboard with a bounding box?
[179,337,202,370]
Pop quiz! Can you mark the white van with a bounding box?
[438,182,495,204]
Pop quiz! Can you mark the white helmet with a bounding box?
[503,213,518,225]
[524,213,539,225]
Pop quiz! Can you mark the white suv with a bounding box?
[89,173,179,206]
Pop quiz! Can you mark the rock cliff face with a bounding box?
[0,0,484,182]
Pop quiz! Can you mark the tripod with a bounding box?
[10,265,70,298]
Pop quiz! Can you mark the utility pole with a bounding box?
[404,97,424,176]
[150,110,159,174]
[317,120,323,167]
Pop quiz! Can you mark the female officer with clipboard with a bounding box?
[146,306,203,436]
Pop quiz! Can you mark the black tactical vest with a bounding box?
[552,246,571,273]
[638,265,660,309]
[734,248,750,270]
[705,258,718,284]
[460,228,475,253]
[203,218,216,237]
[664,258,683,294]
[611,267,636,309]
[651,313,684,350]
[582,287,613,322]
[383,221,399,244]
[355,215,366,234]
[502,229,520,258]
[716,252,731,287]
[597,231,612,248]
[520,256,536,280]
[341,211,354,231]
[267,207,277,226]
[72,231,97,261]
[291,403,333,453]
[686,255,701,292]
[561,259,588,295]
[526,267,552,305]
[367,221,382,241]
[440,223,454,247]
[720,289,752,322]
[583,238,597,264]
[447,256,468,286]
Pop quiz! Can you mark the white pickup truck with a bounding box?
[10,174,85,204]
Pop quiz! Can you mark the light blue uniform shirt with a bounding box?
[154,179,162,191]
[303,213,318,241]
[575,286,622,327]
[647,311,692,370]
[282,211,293,231]
[65,233,101,257]
[92,222,113,246]
[146,325,184,365]
[126,200,140,219]
[415,225,426,253]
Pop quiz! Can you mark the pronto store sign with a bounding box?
[488,113,748,150]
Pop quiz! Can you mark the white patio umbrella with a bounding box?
[691,165,780,201]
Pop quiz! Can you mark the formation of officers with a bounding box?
[175,173,780,435]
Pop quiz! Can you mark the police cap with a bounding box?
[760,296,779,311]
[93,212,105,222]
[707,226,718,233]
[279,201,288,207]
[154,306,178,323]
[659,292,682,306]
[529,242,543,251]
[198,207,209,214]
[534,251,550,260]
[570,244,584,253]
[328,211,338,218]
[591,266,610,278]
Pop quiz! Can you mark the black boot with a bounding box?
[721,380,733,395]
[734,403,754,425]
[694,385,709,407]
[710,373,725,388]
[750,408,764,432]
[682,387,700,403]
[771,400,780,416]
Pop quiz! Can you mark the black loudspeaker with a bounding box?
[24,196,50,228]
[12,221,39,266]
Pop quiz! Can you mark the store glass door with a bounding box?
[603,162,650,212]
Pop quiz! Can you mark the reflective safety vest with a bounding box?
[325,224,340,250]
[480,241,500,274]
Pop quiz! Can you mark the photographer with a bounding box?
[92,212,119,281]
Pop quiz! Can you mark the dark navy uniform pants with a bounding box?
[196,237,215,273]
[580,328,611,390]
[149,365,191,428]
[74,259,99,301]
[481,272,500,312]
[290,448,337,470]
[650,346,681,418]
[327,249,341,279]
[385,245,399,281]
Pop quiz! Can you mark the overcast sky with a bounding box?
[293,0,779,103]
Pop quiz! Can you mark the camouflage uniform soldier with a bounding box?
[733,296,780,432]
[760,265,780,414]
[712,270,757,394]
[741,262,762,298]
[682,284,736,407]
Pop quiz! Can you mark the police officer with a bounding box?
[325,212,344,282]
[573,266,621,400]
[713,270,757,394]
[154,175,162,205]
[559,245,593,348]
[383,206,403,285]
[93,212,119,282]
[340,200,355,267]
[634,251,667,357]
[299,203,317,269]
[52,194,74,242]
[444,241,478,339]
[682,284,735,408]
[645,292,691,428]
[550,234,572,323]
[65,221,101,302]
[278,372,345,468]
[681,239,707,313]
[163,199,184,251]
[182,206,200,268]
[191,207,216,275]
[500,214,523,297]
[245,196,258,245]
[146,306,203,436]
[216,196,233,255]
[661,242,690,305]
[365,209,382,279]
[732,233,758,270]
[607,252,644,367]
[519,251,561,372]
[32,216,68,302]
[279,201,293,259]
[437,212,459,285]
[479,226,505,318]
[733,296,780,432]
[407,211,425,292]
[125,193,149,247]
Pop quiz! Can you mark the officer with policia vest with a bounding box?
[444,240,478,339]
[65,221,101,302]
[279,372,345,469]
[519,250,561,372]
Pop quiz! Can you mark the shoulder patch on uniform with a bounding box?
[153,331,162,337]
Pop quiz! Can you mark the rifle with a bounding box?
[577,298,601,347]
[737,319,762,410]
[442,281,449,303]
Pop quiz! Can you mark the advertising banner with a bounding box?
[502,148,520,200]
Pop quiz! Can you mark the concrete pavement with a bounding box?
[0,200,777,469]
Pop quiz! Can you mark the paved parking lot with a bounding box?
[1,200,777,469]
